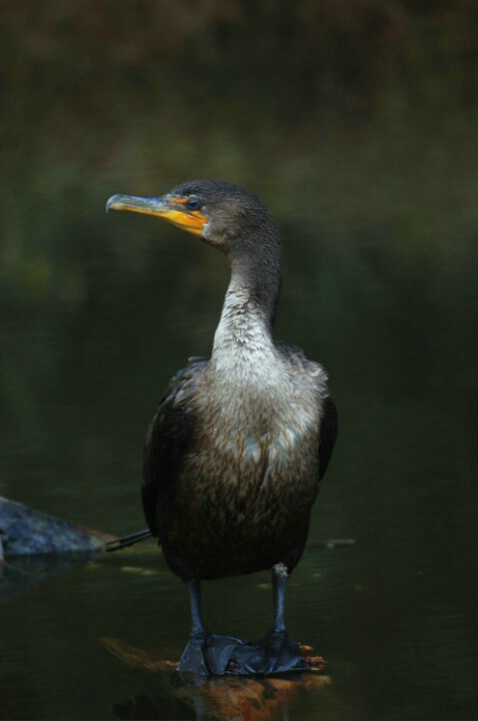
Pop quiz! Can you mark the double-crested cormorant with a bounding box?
[106,181,337,677]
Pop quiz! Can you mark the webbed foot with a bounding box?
[177,634,210,676]
[177,631,307,677]
[225,630,306,676]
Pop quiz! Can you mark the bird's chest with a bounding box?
[180,353,320,517]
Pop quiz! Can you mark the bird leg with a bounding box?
[272,562,289,634]
[188,579,207,639]
[177,580,210,676]
[257,562,306,675]
[177,569,307,677]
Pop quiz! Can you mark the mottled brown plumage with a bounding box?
[106,180,337,676]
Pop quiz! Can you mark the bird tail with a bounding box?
[105,529,153,552]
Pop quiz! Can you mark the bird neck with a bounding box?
[211,238,282,357]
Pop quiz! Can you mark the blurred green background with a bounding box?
[1,2,478,719]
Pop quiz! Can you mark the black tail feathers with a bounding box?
[105,528,153,552]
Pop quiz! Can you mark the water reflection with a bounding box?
[0,552,94,603]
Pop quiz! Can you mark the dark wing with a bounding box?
[318,395,338,480]
[141,358,208,538]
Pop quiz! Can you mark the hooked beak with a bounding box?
[105,194,207,237]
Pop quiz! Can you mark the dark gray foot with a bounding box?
[177,634,209,676]
[224,630,306,676]
[177,631,307,677]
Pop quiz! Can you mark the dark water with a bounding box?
[2,201,477,719]
[2,3,478,719]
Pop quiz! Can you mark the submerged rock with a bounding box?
[0,495,115,558]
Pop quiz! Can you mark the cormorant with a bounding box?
[106,181,337,677]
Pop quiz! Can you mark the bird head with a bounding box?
[106,180,277,257]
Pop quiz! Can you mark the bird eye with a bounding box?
[186,197,201,211]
